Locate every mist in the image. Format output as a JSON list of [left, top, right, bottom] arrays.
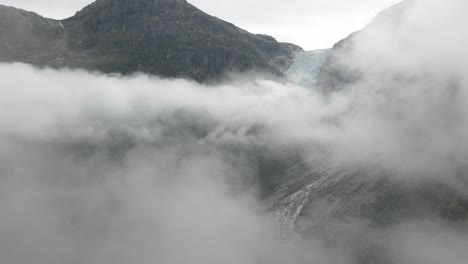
[[0, 63, 344, 264], [320, 0, 468, 180], [1, 0, 468, 263]]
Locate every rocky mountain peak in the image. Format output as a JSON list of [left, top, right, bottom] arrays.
[[72, 0, 189, 20]]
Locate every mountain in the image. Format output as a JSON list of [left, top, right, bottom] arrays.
[[272, 1, 468, 262], [286, 0, 468, 224], [317, 1, 414, 91], [0, 0, 303, 81]]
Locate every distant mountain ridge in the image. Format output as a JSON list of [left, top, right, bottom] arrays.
[[0, 0, 303, 81]]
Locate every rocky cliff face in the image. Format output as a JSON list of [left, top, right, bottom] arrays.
[[0, 0, 302, 81]]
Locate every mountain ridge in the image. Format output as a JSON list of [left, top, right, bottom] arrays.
[[0, 0, 303, 81]]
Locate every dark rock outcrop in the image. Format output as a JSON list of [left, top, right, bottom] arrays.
[[0, 0, 303, 81]]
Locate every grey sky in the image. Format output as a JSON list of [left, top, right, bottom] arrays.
[[0, 0, 401, 49]]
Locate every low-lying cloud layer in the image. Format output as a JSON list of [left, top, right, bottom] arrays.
[[0, 55, 466, 262], [0, 64, 326, 264]]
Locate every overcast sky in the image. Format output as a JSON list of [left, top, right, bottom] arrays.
[[0, 0, 401, 50]]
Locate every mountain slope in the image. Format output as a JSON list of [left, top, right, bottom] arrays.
[[0, 0, 302, 81], [0, 5, 66, 64], [317, 0, 414, 91], [275, 1, 468, 262]]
